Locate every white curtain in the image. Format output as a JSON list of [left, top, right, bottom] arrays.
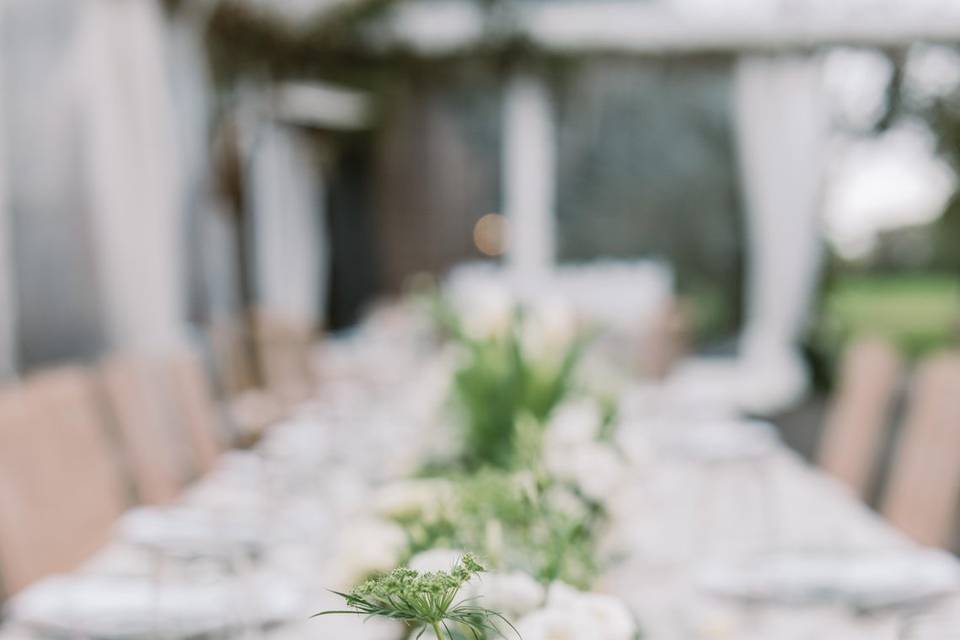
[[672, 55, 826, 415], [246, 121, 328, 328], [0, 17, 14, 378], [503, 71, 556, 294], [735, 54, 826, 363], [75, 0, 188, 353]]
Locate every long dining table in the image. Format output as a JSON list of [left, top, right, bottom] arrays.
[[2, 310, 959, 640]]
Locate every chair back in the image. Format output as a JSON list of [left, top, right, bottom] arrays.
[[253, 310, 315, 402], [819, 338, 902, 498], [166, 351, 225, 473], [882, 352, 960, 547], [99, 357, 193, 504], [0, 369, 127, 595]]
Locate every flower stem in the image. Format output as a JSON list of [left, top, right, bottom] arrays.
[[431, 621, 445, 639]]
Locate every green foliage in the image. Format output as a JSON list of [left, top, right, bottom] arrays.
[[447, 312, 587, 470], [815, 274, 960, 368], [595, 394, 620, 443], [314, 554, 517, 640], [395, 469, 602, 589]]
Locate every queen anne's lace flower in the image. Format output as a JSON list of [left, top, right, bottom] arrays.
[[317, 554, 515, 640]]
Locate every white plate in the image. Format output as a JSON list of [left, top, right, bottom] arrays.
[[118, 507, 263, 558], [698, 549, 960, 610], [660, 420, 779, 461], [7, 573, 303, 639]]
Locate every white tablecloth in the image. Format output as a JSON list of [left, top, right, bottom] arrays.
[[2, 327, 957, 639]]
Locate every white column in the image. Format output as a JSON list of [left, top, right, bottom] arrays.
[[246, 121, 328, 329], [735, 54, 826, 361], [503, 71, 557, 292], [76, 0, 188, 354]]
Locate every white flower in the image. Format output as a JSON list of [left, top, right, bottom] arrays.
[[545, 399, 604, 449], [571, 443, 625, 504], [516, 606, 596, 640], [333, 519, 407, 587], [464, 570, 545, 617], [547, 583, 636, 640], [451, 279, 514, 341], [520, 295, 579, 362], [517, 582, 636, 640], [407, 548, 464, 573], [543, 485, 590, 521], [371, 479, 454, 522], [545, 440, 625, 505]]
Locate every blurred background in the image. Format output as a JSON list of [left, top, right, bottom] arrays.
[[4, 0, 960, 435], [3, 0, 960, 592]]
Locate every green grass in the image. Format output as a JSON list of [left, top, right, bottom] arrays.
[[818, 274, 960, 360]]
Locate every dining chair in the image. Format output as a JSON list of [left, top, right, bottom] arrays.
[[818, 337, 902, 499], [253, 309, 315, 402], [99, 356, 194, 505], [0, 368, 128, 595], [639, 300, 690, 380], [166, 350, 227, 474], [0, 382, 50, 597], [207, 317, 259, 396], [882, 352, 960, 547]]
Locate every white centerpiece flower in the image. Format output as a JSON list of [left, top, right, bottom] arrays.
[[407, 548, 465, 573], [542, 397, 625, 505], [372, 478, 455, 522], [520, 295, 580, 362], [464, 570, 546, 618], [516, 582, 636, 640], [545, 398, 604, 449], [332, 518, 408, 587], [451, 279, 514, 341]]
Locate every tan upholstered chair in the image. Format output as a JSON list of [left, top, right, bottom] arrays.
[[882, 352, 960, 547], [99, 357, 194, 505], [0, 369, 127, 595], [166, 351, 226, 474], [253, 309, 315, 402], [818, 338, 902, 498], [639, 300, 691, 380]]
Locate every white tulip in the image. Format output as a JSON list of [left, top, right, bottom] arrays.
[[452, 280, 514, 341], [520, 295, 579, 362]]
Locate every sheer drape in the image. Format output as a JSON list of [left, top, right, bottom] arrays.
[[246, 120, 328, 329], [733, 54, 826, 413], [503, 71, 557, 294], [76, 0, 188, 353], [0, 17, 13, 377], [672, 54, 825, 415], [735, 54, 826, 367]]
